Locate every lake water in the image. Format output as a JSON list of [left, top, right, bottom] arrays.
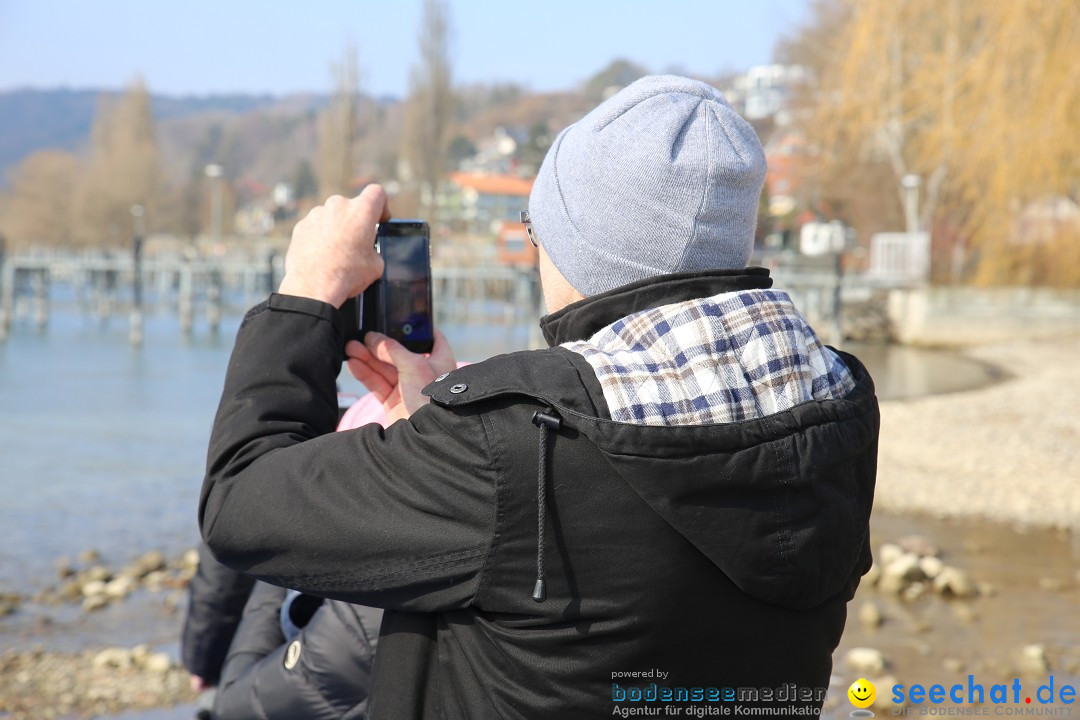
[[0, 304, 1000, 596]]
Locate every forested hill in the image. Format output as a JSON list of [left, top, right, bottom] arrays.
[[0, 88, 319, 183]]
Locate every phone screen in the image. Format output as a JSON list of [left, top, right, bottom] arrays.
[[379, 223, 433, 352]]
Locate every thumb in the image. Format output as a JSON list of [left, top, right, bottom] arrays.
[[365, 332, 423, 371]]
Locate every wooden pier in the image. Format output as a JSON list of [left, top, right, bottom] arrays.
[[0, 247, 905, 347]]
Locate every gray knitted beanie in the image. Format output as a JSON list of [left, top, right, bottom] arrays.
[[529, 75, 767, 297]]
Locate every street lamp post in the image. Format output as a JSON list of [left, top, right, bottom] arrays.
[[205, 164, 224, 245], [902, 174, 922, 235]]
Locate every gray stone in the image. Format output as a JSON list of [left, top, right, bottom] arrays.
[[845, 647, 886, 674], [1017, 644, 1050, 675], [933, 567, 977, 598], [859, 601, 884, 628]]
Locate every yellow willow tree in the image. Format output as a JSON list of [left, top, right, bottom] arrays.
[[809, 0, 1080, 285]]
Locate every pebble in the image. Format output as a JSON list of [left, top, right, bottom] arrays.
[[1018, 644, 1050, 675], [933, 567, 977, 598], [78, 548, 101, 564], [92, 647, 132, 669], [859, 601, 883, 628], [878, 543, 903, 566], [104, 576, 135, 599], [81, 580, 107, 598], [871, 675, 900, 710], [845, 647, 886, 674], [145, 652, 172, 674], [81, 595, 108, 612], [878, 553, 925, 595], [131, 550, 166, 577], [901, 581, 928, 602], [142, 570, 167, 591], [82, 565, 112, 583], [918, 556, 944, 579]]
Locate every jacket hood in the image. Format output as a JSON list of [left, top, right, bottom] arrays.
[[426, 269, 878, 610]]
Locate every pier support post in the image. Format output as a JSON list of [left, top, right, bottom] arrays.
[[207, 268, 222, 335], [130, 209, 145, 347], [179, 266, 194, 335], [33, 268, 49, 331]]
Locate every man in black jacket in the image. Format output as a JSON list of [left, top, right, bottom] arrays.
[[200, 76, 878, 719]]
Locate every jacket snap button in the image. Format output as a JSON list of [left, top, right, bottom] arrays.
[[449, 383, 468, 394], [435, 372, 449, 382], [284, 640, 301, 669]]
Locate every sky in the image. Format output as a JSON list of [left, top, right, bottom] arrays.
[[0, 0, 808, 98]]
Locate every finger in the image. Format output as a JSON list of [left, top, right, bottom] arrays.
[[352, 184, 390, 226], [428, 328, 458, 376], [346, 339, 399, 385], [365, 331, 414, 368], [347, 358, 393, 402]]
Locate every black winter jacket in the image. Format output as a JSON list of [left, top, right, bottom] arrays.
[[181, 543, 255, 685], [211, 582, 383, 719], [200, 269, 879, 719]]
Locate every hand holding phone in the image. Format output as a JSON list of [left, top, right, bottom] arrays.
[[278, 186, 390, 307]]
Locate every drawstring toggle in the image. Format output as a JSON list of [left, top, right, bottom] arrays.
[[530, 408, 560, 603]]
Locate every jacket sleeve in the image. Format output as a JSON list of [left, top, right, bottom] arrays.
[[180, 543, 256, 684], [199, 294, 497, 611]]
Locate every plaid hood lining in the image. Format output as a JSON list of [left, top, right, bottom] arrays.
[[562, 288, 856, 426]]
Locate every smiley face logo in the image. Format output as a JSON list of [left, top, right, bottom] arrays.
[[848, 678, 876, 709]]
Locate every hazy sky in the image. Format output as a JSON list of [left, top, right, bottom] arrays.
[[0, 0, 808, 97]]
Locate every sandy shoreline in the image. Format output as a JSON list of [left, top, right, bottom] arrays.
[[872, 335, 1080, 530]]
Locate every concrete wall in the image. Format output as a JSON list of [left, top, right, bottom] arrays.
[[887, 287, 1080, 346]]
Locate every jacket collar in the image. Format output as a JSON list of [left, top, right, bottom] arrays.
[[538, 267, 774, 346]]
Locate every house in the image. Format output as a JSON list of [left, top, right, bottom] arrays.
[[764, 131, 806, 217], [443, 172, 535, 234], [496, 220, 538, 268], [725, 64, 809, 123]]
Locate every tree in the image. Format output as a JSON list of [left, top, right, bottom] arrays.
[[294, 159, 318, 200], [75, 79, 162, 247], [401, 0, 454, 213], [584, 59, 648, 103], [1, 150, 81, 248], [516, 121, 552, 172], [317, 44, 361, 199], [786, 0, 1080, 285]]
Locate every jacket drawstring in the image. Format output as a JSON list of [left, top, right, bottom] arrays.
[[531, 409, 561, 603]]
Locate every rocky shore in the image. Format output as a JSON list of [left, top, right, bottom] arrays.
[[0, 645, 196, 720], [0, 549, 200, 719], [874, 336, 1080, 529]]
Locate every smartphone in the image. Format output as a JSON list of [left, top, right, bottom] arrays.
[[358, 220, 434, 354]]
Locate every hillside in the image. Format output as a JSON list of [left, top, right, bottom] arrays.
[[0, 88, 325, 187]]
